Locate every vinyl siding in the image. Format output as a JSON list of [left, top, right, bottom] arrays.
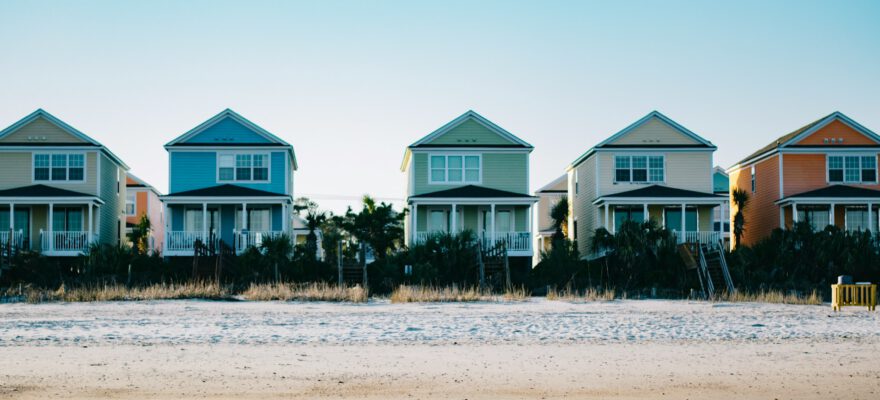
[[568, 155, 598, 256], [793, 119, 878, 146], [0, 151, 98, 195], [98, 153, 126, 245], [782, 153, 880, 196], [425, 119, 516, 146], [169, 151, 288, 194], [184, 118, 272, 144], [410, 152, 528, 196], [730, 154, 780, 247], [597, 151, 714, 195], [0, 117, 88, 144], [609, 117, 700, 146], [536, 193, 565, 232]]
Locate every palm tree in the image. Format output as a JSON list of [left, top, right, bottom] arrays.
[[732, 188, 750, 247], [343, 196, 406, 263], [549, 197, 569, 244], [261, 234, 293, 282], [126, 214, 152, 255], [304, 210, 327, 261]]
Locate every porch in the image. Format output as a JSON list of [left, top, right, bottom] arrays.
[[776, 185, 880, 233], [409, 202, 535, 256]]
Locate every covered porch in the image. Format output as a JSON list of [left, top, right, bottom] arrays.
[[776, 185, 880, 233], [593, 185, 727, 245], [0, 185, 103, 256], [161, 185, 292, 256]]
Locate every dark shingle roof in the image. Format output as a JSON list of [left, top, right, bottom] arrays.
[[0, 184, 97, 198], [411, 185, 535, 199], [735, 113, 833, 165], [598, 185, 724, 199], [782, 185, 880, 200], [165, 184, 288, 198]]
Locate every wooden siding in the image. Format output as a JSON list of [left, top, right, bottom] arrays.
[[425, 119, 515, 146], [0, 116, 87, 144], [793, 119, 879, 146], [596, 151, 713, 195], [183, 117, 272, 144], [730, 154, 780, 247], [609, 117, 701, 146], [410, 152, 528, 196], [0, 151, 98, 195], [169, 151, 288, 195], [568, 155, 598, 256], [783, 153, 880, 196], [98, 153, 126, 245]]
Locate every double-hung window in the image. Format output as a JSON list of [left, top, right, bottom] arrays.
[[828, 155, 877, 184], [429, 155, 480, 184], [125, 193, 136, 216], [218, 153, 270, 182], [34, 154, 85, 182], [614, 155, 664, 183]]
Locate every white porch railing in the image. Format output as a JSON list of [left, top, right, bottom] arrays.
[[40, 230, 91, 254], [165, 231, 218, 255], [0, 229, 24, 250], [413, 231, 531, 252], [234, 230, 284, 253], [673, 231, 722, 245]]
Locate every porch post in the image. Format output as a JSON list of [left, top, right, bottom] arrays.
[[604, 204, 609, 230], [242, 203, 248, 231], [202, 202, 208, 239], [88, 203, 93, 243], [48, 203, 54, 250], [681, 203, 686, 233], [281, 203, 288, 232], [830, 203, 835, 229], [643, 203, 648, 223], [9, 203, 13, 230], [793, 203, 799, 223], [869, 203, 874, 232], [490, 203, 496, 244], [412, 203, 418, 242], [451, 204, 457, 234], [527, 203, 533, 233]]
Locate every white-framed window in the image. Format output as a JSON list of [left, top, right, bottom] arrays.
[[235, 208, 272, 232], [125, 193, 136, 216], [218, 153, 270, 182], [845, 207, 878, 232], [429, 154, 481, 184], [828, 155, 877, 184], [614, 155, 663, 183], [34, 153, 85, 182], [796, 207, 830, 231]]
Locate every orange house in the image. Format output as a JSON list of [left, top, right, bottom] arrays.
[[728, 112, 880, 248], [125, 174, 164, 254]]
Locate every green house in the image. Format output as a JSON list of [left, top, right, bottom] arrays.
[[401, 111, 537, 258]]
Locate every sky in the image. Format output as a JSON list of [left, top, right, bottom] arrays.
[[1, 0, 878, 213]]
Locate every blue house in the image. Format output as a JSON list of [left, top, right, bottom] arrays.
[[161, 109, 297, 256]]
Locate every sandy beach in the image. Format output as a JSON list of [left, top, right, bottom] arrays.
[[1, 299, 878, 399]]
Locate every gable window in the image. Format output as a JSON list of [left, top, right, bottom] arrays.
[[614, 155, 663, 183], [34, 154, 84, 182], [828, 155, 877, 184], [125, 193, 136, 216], [429, 155, 480, 184], [218, 153, 269, 182]]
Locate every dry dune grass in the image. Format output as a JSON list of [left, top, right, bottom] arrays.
[[546, 286, 616, 302], [716, 289, 822, 305], [242, 282, 368, 303], [22, 281, 231, 303], [390, 285, 530, 303]]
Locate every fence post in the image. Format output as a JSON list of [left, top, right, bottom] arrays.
[[337, 241, 343, 286]]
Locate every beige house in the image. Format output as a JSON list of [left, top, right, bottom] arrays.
[[0, 109, 129, 256], [533, 174, 566, 265], [566, 111, 726, 257]]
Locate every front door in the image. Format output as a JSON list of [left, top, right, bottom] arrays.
[[664, 208, 697, 231], [0, 208, 30, 247]]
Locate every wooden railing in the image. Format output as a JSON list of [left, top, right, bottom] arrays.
[[0, 230, 24, 250], [673, 231, 722, 245], [414, 231, 532, 252], [233, 230, 284, 253], [165, 231, 218, 254], [832, 284, 877, 311], [39, 230, 91, 254]]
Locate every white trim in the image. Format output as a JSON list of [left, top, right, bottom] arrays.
[[778, 153, 784, 198], [409, 110, 533, 148], [594, 197, 724, 206], [427, 153, 482, 185], [215, 151, 272, 184], [31, 151, 88, 184], [825, 153, 878, 185], [787, 112, 880, 146], [162, 197, 290, 204], [611, 154, 666, 184], [165, 109, 291, 147]]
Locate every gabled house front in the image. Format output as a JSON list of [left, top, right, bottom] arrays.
[[728, 112, 880, 248], [401, 111, 537, 262], [0, 109, 129, 256], [125, 173, 164, 254], [161, 109, 297, 256], [566, 111, 726, 257]]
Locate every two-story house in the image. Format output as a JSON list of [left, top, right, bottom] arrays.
[[401, 110, 537, 263], [125, 173, 164, 254], [567, 111, 726, 257], [0, 109, 129, 256], [161, 109, 297, 256], [533, 174, 567, 265], [728, 112, 880, 248]]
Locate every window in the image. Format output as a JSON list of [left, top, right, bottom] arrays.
[[614, 155, 664, 183], [218, 153, 269, 182], [828, 155, 877, 184], [429, 155, 480, 184], [35, 154, 85, 182], [614, 207, 645, 230], [495, 210, 512, 232], [184, 208, 220, 233], [125, 193, 136, 216], [572, 219, 577, 240], [428, 210, 447, 232], [664, 208, 698, 232], [235, 208, 271, 231], [750, 166, 756, 193], [797, 207, 830, 231], [845, 207, 878, 232], [53, 207, 83, 231]]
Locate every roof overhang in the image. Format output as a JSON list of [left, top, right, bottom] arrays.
[[409, 197, 538, 205], [161, 196, 292, 204], [0, 196, 104, 205], [593, 196, 725, 206], [776, 197, 880, 206]]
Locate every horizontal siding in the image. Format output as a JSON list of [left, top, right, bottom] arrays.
[[795, 119, 877, 145], [0, 117, 87, 144], [730, 154, 780, 247], [569, 155, 597, 256], [783, 153, 880, 196], [0, 151, 98, 195], [169, 151, 288, 194], [98, 153, 125, 245], [411, 152, 528, 196], [597, 151, 714, 195], [426, 119, 515, 146], [536, 193, 565, 232], [185, 117, 272, 144], [610, 117, 700, 146]]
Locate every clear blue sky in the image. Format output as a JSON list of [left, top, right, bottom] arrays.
[[1, 0, 878, 213]]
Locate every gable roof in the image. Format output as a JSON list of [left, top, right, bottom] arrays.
[[713, 166, 729, 194], [0, 184, 103, 202], [164, 184, 290, 198], [410, 185, 536, 199], [778, 184, 880, 201], [733, 111, 880, 167], [569, 111, 715, 169], [165, 109, 298, 169], [0, 109, 129, 170], [408, 110, 532, 149], [536, 174, 567, 194], [594, 185, 723, 200], [126, 173, 162, 196]]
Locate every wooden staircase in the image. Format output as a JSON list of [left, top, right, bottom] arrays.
[[679, 240, 734, 299], [477, 240, 511, 290], [192, 234, 233, 282], [338, 243, 368, 287]]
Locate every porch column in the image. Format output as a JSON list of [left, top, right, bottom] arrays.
[[202, 202, 208, 239], [681, 203, 686, 233], [490, 203, 496, 244], [281, 203, 288, 232], [88, 203, 93, 243], [9, 203, 13, 230], [779, 205, 785, 229], [241, 203, 248, 231], [604, 204, 609, 230], [829, 203, 835, 228], [527, 203, 533, 233], [412, 203, 418, 242], [643, 203, 648, 223], [793, 203, 799, 223], [451, 204, 457, 234], [48, 203, 54, 250], [869, 203, 874, 232]]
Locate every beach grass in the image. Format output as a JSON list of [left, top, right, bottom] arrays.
[[546, 286, 616, 302], [390, 284, 530, 303], [241, 282, 368, 303], [715, 289, 822, 305]]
